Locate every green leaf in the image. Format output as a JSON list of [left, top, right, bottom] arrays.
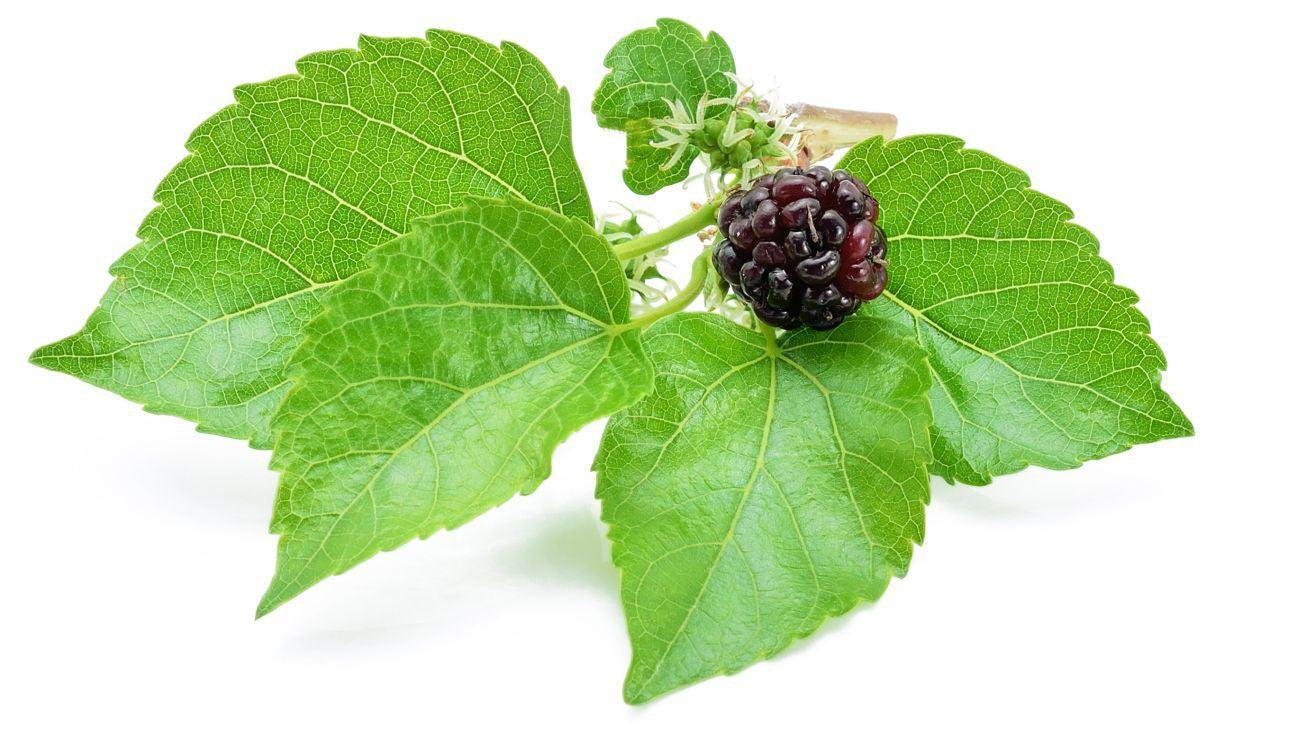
[[259, 197, 650, 616], [841, 135, 1192, 485], [593, 18, 735, 194], [31, 30, 591, 448], [595, 313, 932, 703]]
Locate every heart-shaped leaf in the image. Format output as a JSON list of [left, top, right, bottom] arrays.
[[260, 197, 650, 615], [842, 135, 1192, 485], [596, 313, 932, 702], [33, 31, 591, 447]]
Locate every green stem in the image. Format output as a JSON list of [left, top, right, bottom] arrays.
[[757, 321, 779, 354], [625, 250, 711, 330], [613, 198, 721, 261]]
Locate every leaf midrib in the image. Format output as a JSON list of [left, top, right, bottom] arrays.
[[883, 290, 1184, 429], [607, 353, 768, 516], [630, 353, 777, 699], [33, 280, 340, 362], [629, 337, 921, 698], [267, 327, 623, 611]]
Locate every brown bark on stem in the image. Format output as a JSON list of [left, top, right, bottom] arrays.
[[786, 103, 898, 166]]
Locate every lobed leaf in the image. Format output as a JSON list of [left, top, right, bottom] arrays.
[[258, 198, 650, 616], [32, 30, 591, 447], [595, 313, 932, 702], [592, 18, 736, 194], [842, 135, 1192, 485]]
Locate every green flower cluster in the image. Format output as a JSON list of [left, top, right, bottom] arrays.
[[690, 101, 793, 174], [652, 87, 801, 186]]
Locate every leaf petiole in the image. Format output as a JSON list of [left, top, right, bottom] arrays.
[[756, 320, 779, 354], [612, 198, 721, 261], [625, 249, 711, 330]]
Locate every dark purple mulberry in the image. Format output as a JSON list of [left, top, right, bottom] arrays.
[[712, 166, 888, 330]]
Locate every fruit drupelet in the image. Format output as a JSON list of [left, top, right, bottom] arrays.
[[712, 166, 888, 330]]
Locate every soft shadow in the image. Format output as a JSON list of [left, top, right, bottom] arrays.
[[930, 475, 1031, 519], [124, 430, 277, 527], [496, 502, 621, 594], [276, 498, 621, 656], [149, 462, 274, 526], [278, 619, 437, 657]]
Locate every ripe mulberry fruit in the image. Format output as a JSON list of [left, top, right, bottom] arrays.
[[713, 167, 888, 330]]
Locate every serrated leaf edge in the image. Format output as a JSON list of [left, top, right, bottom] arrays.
[[843, 135, 1193, 485], [592, 18, 736, 195], [256, 196, 648, 617], [595, 313, 934, 703], [31, 29, 591, 449]]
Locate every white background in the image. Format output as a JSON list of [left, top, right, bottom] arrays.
[[2, 1, 1296, 731]]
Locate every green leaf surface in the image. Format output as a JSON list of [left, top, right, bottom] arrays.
[[593, 18, 735, 194], [259, 198, 650, 616], [842, 135, 1192, 485], [595, 313, 932, 703], [32, 30, 591, 448]]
